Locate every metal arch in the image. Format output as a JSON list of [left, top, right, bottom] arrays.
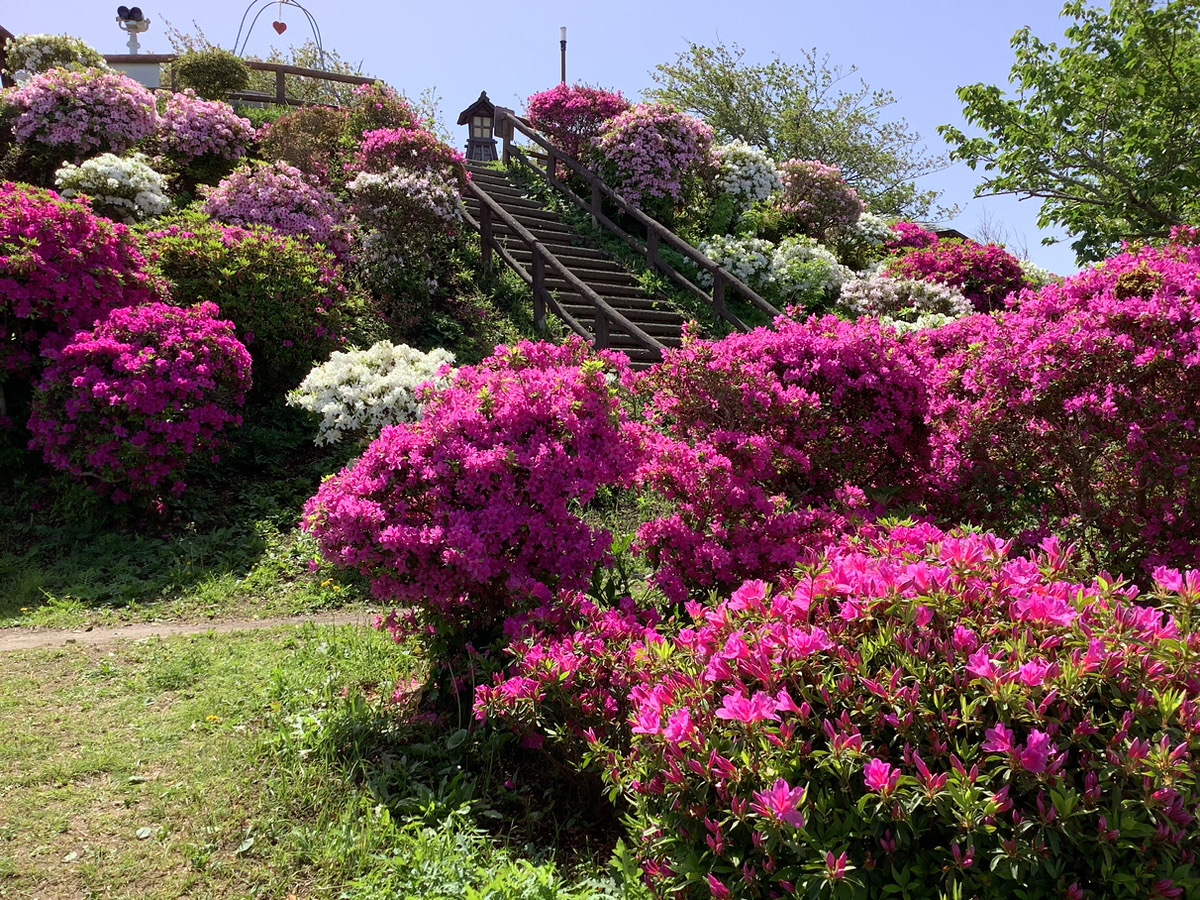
[[232, 0, 327, 70]]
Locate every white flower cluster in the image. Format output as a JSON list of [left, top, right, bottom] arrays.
[[838, 272, 974, 320], [287, 341, 456, 445], [713, 141, 782, 209], [835, 211, 892, 249], [54, 152, 171, 223], [698, 234, 776, 289], [347, 166, 463, 239], [878, 311, 964, 334], [1019, 257, 1059, 289], [4, 33, 108, 79], [772, 236, 851, 304]]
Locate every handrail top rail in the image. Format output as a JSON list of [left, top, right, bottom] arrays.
[[101, 54, 379, 86]]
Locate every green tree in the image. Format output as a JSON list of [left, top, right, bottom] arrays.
[[646, 41, 946, 219], [940, 0, 1200, 263]]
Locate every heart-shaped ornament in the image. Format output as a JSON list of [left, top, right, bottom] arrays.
[[272, 20, 287, 33]]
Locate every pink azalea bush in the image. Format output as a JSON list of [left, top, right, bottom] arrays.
[[345, 82, 419, 141], [525, 83, 630, 161], [27, 301, 251, 502], [481, 522, 1200, 899], [776, 159, 864, 240], [0, 182, 160, 378], [923, 236, 1200, 573], [887, 238, 1029, 312], [887, 221, 940, 253], [592, 103, 714, 217], [4, 67, 157, 162], [155, 89, 255, 164], [302, 339, 645, 656], [350, 127, 468, 188], [143, 219, 353, 399], [633, 317, 930, 601], [201, 161, 352, 261]]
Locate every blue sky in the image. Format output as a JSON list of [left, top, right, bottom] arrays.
[[5, 1, 1084, 273]]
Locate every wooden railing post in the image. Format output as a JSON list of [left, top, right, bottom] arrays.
[[275, 69, 286, 104], [594, 309, 610, 350], [646, 227, 661, 275], [480, 203, 493, 278], [531, 251, 547, 333], [590, 180, 602, 230], [713, 270, 728, 321]]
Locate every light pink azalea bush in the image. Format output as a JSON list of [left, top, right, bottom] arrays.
[[525, 82, 630, 161], [923, 234, 1200, 573], [633, 316, 930, 602], [4, 67, 157, 162], [27, 301, 251, 502], [593, 103, 714, 218], [201, 161, 352, 260], [302, 339, 644, 657], [481, 522, 1200, 899], [0, 182, 160, 379], [156, 89, 255, 165], [776, 159, 864, 241]]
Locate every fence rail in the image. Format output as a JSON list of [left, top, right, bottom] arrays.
[[496, 111, 782, 332]]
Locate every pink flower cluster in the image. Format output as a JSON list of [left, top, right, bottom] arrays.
[[592, 103, 714, 214], [201, 161, 352, 261], [156, 89, 255, 163], [481, 523, 1200, 899], [923, 239, 1200, 572], [27, 301, 251, 502], [350, 127, 467, 186], [302, 339, 645, 653], [633, 316, 930, 601], [886, 236, 1029, 312], [776, 159, 864, 239], [5, 67, 157, 161], [525, 83, 630, 161], [886, 221, 940, 252], [0, 182, 160, 377]]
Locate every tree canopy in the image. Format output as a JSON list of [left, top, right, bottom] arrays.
[[645, 41, 947, 219], [940, 0, 1200, 263]]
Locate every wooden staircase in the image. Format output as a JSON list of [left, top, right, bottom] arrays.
[[462, 162, 684, 369]]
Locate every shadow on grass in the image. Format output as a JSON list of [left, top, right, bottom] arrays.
[[0, 405, 361, 622]]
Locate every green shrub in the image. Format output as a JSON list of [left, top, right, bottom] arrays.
[[256, 105, 352, 185], [172, 48, 250, 101]]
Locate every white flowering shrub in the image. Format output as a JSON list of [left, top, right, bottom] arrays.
[[713, 141, 781, 211], [772, 236, 850, 307], [347, 167, 462, 248], [287, 341, 456, 445], [3, 33, 108, 79], [829, 211, 894, 270], [838, 271, 974, 320], [697, 234, 776, 290], [1019, 257, 1059, 289], [878, 311, 964, 334], [54, 152, 171, 223]]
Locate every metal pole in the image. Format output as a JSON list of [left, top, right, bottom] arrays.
[[560, 26, 566, 84]]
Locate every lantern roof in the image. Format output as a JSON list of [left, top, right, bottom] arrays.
[[457, 91, 495, 125]]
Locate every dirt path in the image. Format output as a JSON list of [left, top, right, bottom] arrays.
[[0, 610, 379, 653]]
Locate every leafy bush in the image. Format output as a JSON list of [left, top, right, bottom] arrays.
[[887, 238, 1029, 312], [54, 152, 171, 223], [839, 271, 974, 320], [0, 182, 161, 378], [287, 341, 455, 445], [347, 167, 462, 247], [771, 236, 848, 308], [924, 238, 1200, 573], [2, 33, 107, 77], [171, 48, 250, 101], [27, 301, 251, 503], [201, 160, 351, 260], [155, 89, 255, 166], [634, 317, 929, 601], [345, 82, 418, 141], [547, 523, 1200, 900], [525, 83, 630, 160], [255, 105, 351, 184], [143, 218, 355, 399], [593, 103, 714, 218], [829, 211, 894, 271], [776, 159, 864, 240], [4, 67, 157, 162], [303, 340, 643, 656]]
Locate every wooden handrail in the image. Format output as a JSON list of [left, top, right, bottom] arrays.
[[462, 179, 666, 358], [496, 111, 783, 330]]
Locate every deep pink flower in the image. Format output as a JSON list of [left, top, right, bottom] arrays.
[[750, 778, 807, 828], [864, 758, 900, 794]]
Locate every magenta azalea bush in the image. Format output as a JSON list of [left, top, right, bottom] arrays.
[[776, 159, 864, 241], [887, 238, 1029, 313], [28, 301, 251, 502], [201, 161, 352, 260], [303, 339, 644, 655], [350, 127, 467, 187], [155, 89, 255, 164], [887, 221, 940, 253], [525, 83, 630, 161], [924, 237, 1200, 573], [593, 103, 714, 217], [0, 182, 160, 377], [633, 317, 930, 602], [4, 67, 157, 162]]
